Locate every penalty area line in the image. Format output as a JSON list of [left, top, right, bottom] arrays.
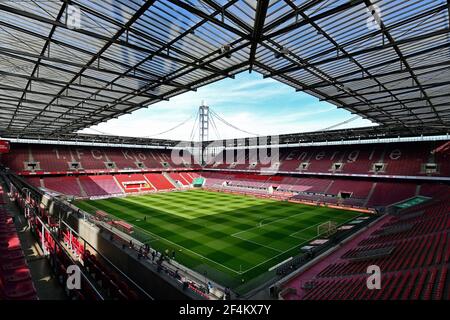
[[268, 257, 293, 271], [231, 234, 283, 253], [238, 238, 309, 274]]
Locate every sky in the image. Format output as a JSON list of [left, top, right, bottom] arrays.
[[80, 71, 376, 141]]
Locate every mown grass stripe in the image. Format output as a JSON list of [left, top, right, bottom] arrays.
[[74, 190, 363, 293]]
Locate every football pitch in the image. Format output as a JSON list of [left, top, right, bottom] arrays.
[[75, 190, 363, 294]]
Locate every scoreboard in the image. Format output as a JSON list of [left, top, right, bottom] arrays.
[[0, 140, 10, 153]]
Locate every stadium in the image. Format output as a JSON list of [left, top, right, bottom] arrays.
[[0, 0, 449, 303]]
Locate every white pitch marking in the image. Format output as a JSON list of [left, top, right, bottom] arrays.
[[231, 234, 283, 253]]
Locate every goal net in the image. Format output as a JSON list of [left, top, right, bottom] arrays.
[[317, 221, 338, 238]]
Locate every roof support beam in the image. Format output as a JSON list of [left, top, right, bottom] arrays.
[[255, 61, 413, 131], [0, 20, 190, 87], [0, 51, 162, 97], [45, 0, 244, 135], [22, 0, 158, 132], [6, 3, 67, 130], [262, 0, 325, 33], [363, 0, 444, 125], [283, 42, 450, 85], [0, 1, 448, 139], [263, 0, 365, 40], [448, 0, 450, 28], [344, 92, 450, 108], [0, 46, 165, 84], [202, 0, 253, 33], [249, 0, 269, 71], [0, 70, 158, 99], [59, 61, 250, 135], [269, 28, 449, 76], [0, 87, 135, 109], [264, 4, 448, 77], [257, 40, 415, 129], [281, 0, 423, 126], [340, 68, 450, 95], [0, 4, 225, 78], [331, 80, 450, 99], [308, 61, 450, 89], [95, 39, 250, 120], [70, 0, 221, 68], [166, 0, 249, 38]]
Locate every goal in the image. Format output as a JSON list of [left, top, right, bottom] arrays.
[[317, 221, 338, 238]]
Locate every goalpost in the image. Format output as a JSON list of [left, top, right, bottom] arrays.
[[317, 221, 338, 238]]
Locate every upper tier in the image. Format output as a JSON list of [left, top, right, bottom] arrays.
[[0, 141, 449, 178], [205, 141, 450, 178], [0, 143, 198, 174]]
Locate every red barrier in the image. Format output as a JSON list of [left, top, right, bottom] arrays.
[[112, 220, 134, 233]]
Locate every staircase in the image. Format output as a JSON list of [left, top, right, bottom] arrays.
[[162, 172, 181, 189], [324, 180, 334, 194], [364, 182, 377, 207], [112, 176, 125, 193], [76, 177, 88, 197]]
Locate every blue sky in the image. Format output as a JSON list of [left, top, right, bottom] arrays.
[[80, 71, 376, 140]]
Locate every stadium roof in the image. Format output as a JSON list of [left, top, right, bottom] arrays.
[[0, 0, 449, 140]]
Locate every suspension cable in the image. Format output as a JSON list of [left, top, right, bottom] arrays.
[[210, 108, 260, 136], [320, 115, 360, 131], [209, 111, 221, 140], [85, 113, 195, 139], [141, 114, 195, 138], [189, 109, 199, 141]]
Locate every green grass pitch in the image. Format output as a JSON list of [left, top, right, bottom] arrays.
[[75, 190, 363, 294]]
